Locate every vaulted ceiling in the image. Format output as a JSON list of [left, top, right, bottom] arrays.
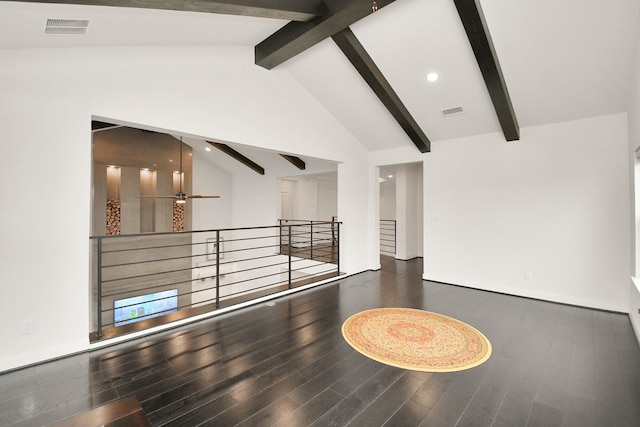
[[2, 0, 640, 154]]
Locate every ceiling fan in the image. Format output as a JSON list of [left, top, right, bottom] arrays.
[[140, 137, 220, 204]]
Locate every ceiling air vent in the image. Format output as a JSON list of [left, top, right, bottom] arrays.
[[442, 106, 464, 117], [45, 19, 89, 35]]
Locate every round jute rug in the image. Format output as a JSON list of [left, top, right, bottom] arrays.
[[341, 308, 492, 372]]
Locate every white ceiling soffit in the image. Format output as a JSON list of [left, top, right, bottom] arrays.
[[0, 2, 287, 49], [188, 138, 337, 177]]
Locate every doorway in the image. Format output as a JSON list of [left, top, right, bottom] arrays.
[[379, 162, 423, 262]]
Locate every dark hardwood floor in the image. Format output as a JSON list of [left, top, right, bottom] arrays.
[[2, 257, 640, 426]]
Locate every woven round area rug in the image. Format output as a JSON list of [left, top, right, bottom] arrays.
[[342, 308, 492, 372]]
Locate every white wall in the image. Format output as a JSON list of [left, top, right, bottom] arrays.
[[423, 114, 631, 312], [191, 146, 232, 231], [0, 45, 374, 372], [278, 175, 337, 222], [627, 24, 640, 342], [316, 179, 337, 221], [379, 179, 396, 220]]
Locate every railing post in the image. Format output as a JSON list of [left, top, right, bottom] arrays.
[[96, 237, 103, 340], [310, 221, 314, 260], [288, 224, 292, 289], [278, 219, 282, 255], [336, 222, 340, 274], [393, 220, 397, 255], [215, 230, 220, 308]]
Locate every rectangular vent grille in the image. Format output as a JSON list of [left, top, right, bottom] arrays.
[[442, 106, 464, 117], [45, 19, 89, 35]]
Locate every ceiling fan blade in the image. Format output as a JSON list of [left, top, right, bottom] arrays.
[[189, 195, 221, 199], [137, 195, 177, 199]]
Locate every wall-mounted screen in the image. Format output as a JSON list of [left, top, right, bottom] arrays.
[[114, 289, 178, 326]]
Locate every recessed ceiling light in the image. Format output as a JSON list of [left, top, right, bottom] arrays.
[[426, 72, 439, 82], [205, 146, 212, 152], [388, 175, 394, 178]]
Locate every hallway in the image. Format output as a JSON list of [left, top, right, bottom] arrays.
[[1, 258, 639, 426]]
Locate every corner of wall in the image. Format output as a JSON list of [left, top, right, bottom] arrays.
[[631, 278, 640, 346]]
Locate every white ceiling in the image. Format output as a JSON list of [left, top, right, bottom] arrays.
[[186, 137, 339, 177], [1, 0, 639, 153]]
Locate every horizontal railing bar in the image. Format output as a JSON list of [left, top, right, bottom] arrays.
[[101, 233, 278, 255], [102, 243, 291, 269], [220, 244, 281, 255], [218, 260, 329, 288], [102, 252, 212, 269], [103, 255, 300, 288], [91, 221, 341, 240], [215, 253, 281, 267], [219, 233, 281, 243], [100, 241, 204, 254], [217, 270, 288, 287], [103, 277, 197, 298], [188, 267, 332, 299], [101, 294, 177, 314], [101, 265, 199, 284]]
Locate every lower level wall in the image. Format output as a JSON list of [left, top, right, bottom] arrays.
[[631, 278, 640, 345]]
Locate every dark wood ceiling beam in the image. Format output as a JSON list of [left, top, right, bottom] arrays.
[[255, 0, 396, 69], [453, 0, 519, 141], [10, 0, 325, 21], [207, 141, 265, 175], [332, 28, 431, 153], [280, 154, 306, 170]]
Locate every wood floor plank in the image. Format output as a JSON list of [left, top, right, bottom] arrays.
[[455, 356, 518, 427], [527, 401, 563, 427], [346, 372, 424, 427], [288, 349, 365, 404], [561, 393, 597, 427], [235, 395, 300, 427], [383, 399, 431, 427], [311, 366, 405, 426], [200, 373, 307, 426], [2, 258, 640, 427], [51, 395, 149, 427], [156, 393, 238, 426], [409, 373, 456, 410], [274, 388, 344, 427], [7, 390, 119, 427], [490, 377, 537, 427], [417, 365, 490, 427]]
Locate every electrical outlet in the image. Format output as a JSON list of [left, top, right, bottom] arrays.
[[22, 320, 34, 335], [524, 270, 533, 280]]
